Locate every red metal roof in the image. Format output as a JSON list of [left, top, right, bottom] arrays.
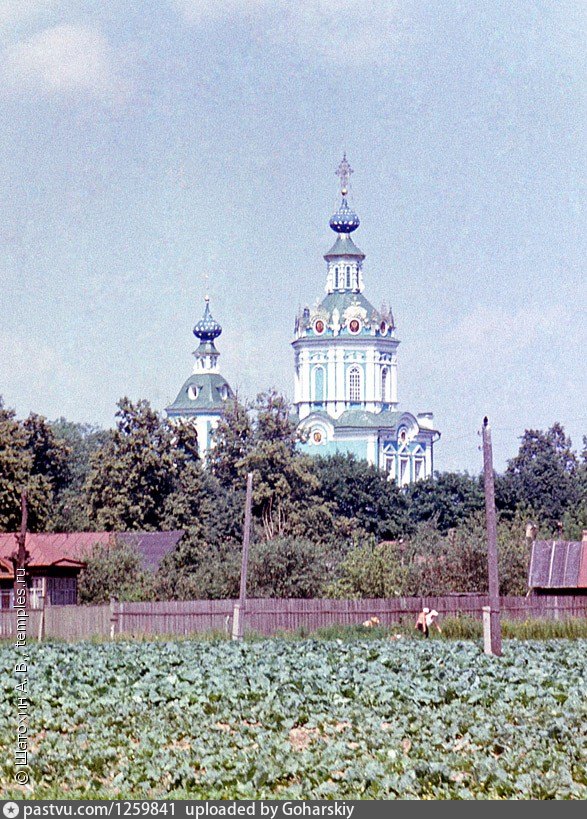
[[0, 530, 185, 575], [528, 539, 587, 589]]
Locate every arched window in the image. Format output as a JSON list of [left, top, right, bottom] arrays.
[[381, 367, 388, 402], [346, 266, 352, 288], [314, 366, 324, 403], [334, 267, 340, 288], [348, 366, 361, 402]]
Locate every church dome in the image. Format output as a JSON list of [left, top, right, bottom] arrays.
[[329, 197, 360, 234], [193, 297, 222, 342]]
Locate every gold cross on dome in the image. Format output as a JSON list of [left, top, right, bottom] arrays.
[[335, 153, 353, 196]]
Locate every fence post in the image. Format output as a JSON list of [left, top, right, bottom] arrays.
[[37, 594, 46, 642], [232, 472, 253, 641], [482, 606, 492, 654], [109, 598, 119, 640]]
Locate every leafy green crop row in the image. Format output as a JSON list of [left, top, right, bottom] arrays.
[[1, 639, 585, 799]]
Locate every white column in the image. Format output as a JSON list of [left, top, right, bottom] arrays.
[[365, 348, 376, 412], [424, 437, 433, 478], [326, 348, 337, 415], [390, 353, 398, 407], [300, 349, 311, 419], [366, 435, 377, 466], [335, 347, 345, 417], [293, 354, 300, 405]]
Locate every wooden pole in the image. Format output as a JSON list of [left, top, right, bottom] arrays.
[[13, 491, 28, 604], [481, 418, 502, 656], [232, 472, 254, 641]]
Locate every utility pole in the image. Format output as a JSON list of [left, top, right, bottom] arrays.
[[16, 491, 28, 569], [232, 472, 254, 641], [10, 491, 29, 615], [481, 418, 502, 656]]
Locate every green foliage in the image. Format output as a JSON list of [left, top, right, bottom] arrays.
[[155, 538, 241, 600], [85, 398, 202, 532], [49, 419, 111, 531], [406, 514, 531, 596], [326, 538, 409, 599], [208, 396, 253, 489], [78, 538, 154, 604], [313, 453, 410, 540], [0, 399, 55, 531], [407, 471, 484, 532], [248, 537, 333, 598], [328, 514, 531, 598], [1, 640, 585, 799], [503, 423, 579, 527]]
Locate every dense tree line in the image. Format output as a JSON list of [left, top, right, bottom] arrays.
[[0, 392, 585, 601]]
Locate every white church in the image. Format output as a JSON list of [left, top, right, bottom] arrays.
[[167, 156, 440, 484]]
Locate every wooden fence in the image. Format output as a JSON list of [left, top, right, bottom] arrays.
[[1, 594, 586, 641]]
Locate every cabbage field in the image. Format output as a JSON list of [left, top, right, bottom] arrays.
[[1, 639, 586, 799]]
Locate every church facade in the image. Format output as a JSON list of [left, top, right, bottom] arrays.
[[166, 297, 234, 459], [292, 156, 440, 484], [167, 157, 439, 483]]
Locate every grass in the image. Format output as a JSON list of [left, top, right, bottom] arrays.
[[2, 617, 587, 646]]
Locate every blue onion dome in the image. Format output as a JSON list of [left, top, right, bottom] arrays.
[[193, 297, 222, 341], [329, 196, 360, 234]]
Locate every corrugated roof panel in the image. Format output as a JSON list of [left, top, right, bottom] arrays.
[[578, 542, 587, 588], [550, 541, 568, 586], [529, 539, 584, 588], [117, 531, 184, 571], [529, 541, 554, 587], [564, 541, 583, 587]]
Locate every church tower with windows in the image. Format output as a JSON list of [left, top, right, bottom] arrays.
[[292, 156, 439, 484], [166, 297, 234, 459]]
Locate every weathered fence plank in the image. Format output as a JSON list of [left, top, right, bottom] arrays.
[[1, 595, 585, 641]]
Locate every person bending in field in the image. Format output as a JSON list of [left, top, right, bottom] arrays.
[[415, 608, 441, 638]]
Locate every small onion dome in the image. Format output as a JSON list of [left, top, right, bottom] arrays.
[[329, 196, 360, 234], [193, 297, 222, 341]]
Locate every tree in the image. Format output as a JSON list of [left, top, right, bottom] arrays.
[[156, 537, 242, 600], [239, 391, 320, 541], [405, 514, 530, 596], [504, 423, 579, 527], [49, 419, 110, 531], [23, 413, 72, 494], [85, 398, 192, 531], [0, 398, 53, 531], [248, 537, 333, 598], [313, 453, 411, 541], [208, 397, 254, 489], [407, 471, 484, 532], [161, 420, 210, 538], [325, 538, 409, 599], [78, 538, 154, 604]]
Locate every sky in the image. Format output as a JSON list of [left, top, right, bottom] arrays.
[[0, 0, 585, 473]]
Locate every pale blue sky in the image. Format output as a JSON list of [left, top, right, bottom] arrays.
[[0, 0, 585, 472]]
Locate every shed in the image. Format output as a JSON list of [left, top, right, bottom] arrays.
[[528, 533, 587, 595], [0, 530, 185, 608]]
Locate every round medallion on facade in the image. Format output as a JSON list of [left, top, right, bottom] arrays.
[[348, 318, 361, 334], [312, 430, 323, 444], [314, 319, 325, 335]]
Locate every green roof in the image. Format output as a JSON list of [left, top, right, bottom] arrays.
[[323, 234, 365, 259], [319, 291, 382, 322], [166, 373, 234, 415], [334, 410, 402, 429]]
